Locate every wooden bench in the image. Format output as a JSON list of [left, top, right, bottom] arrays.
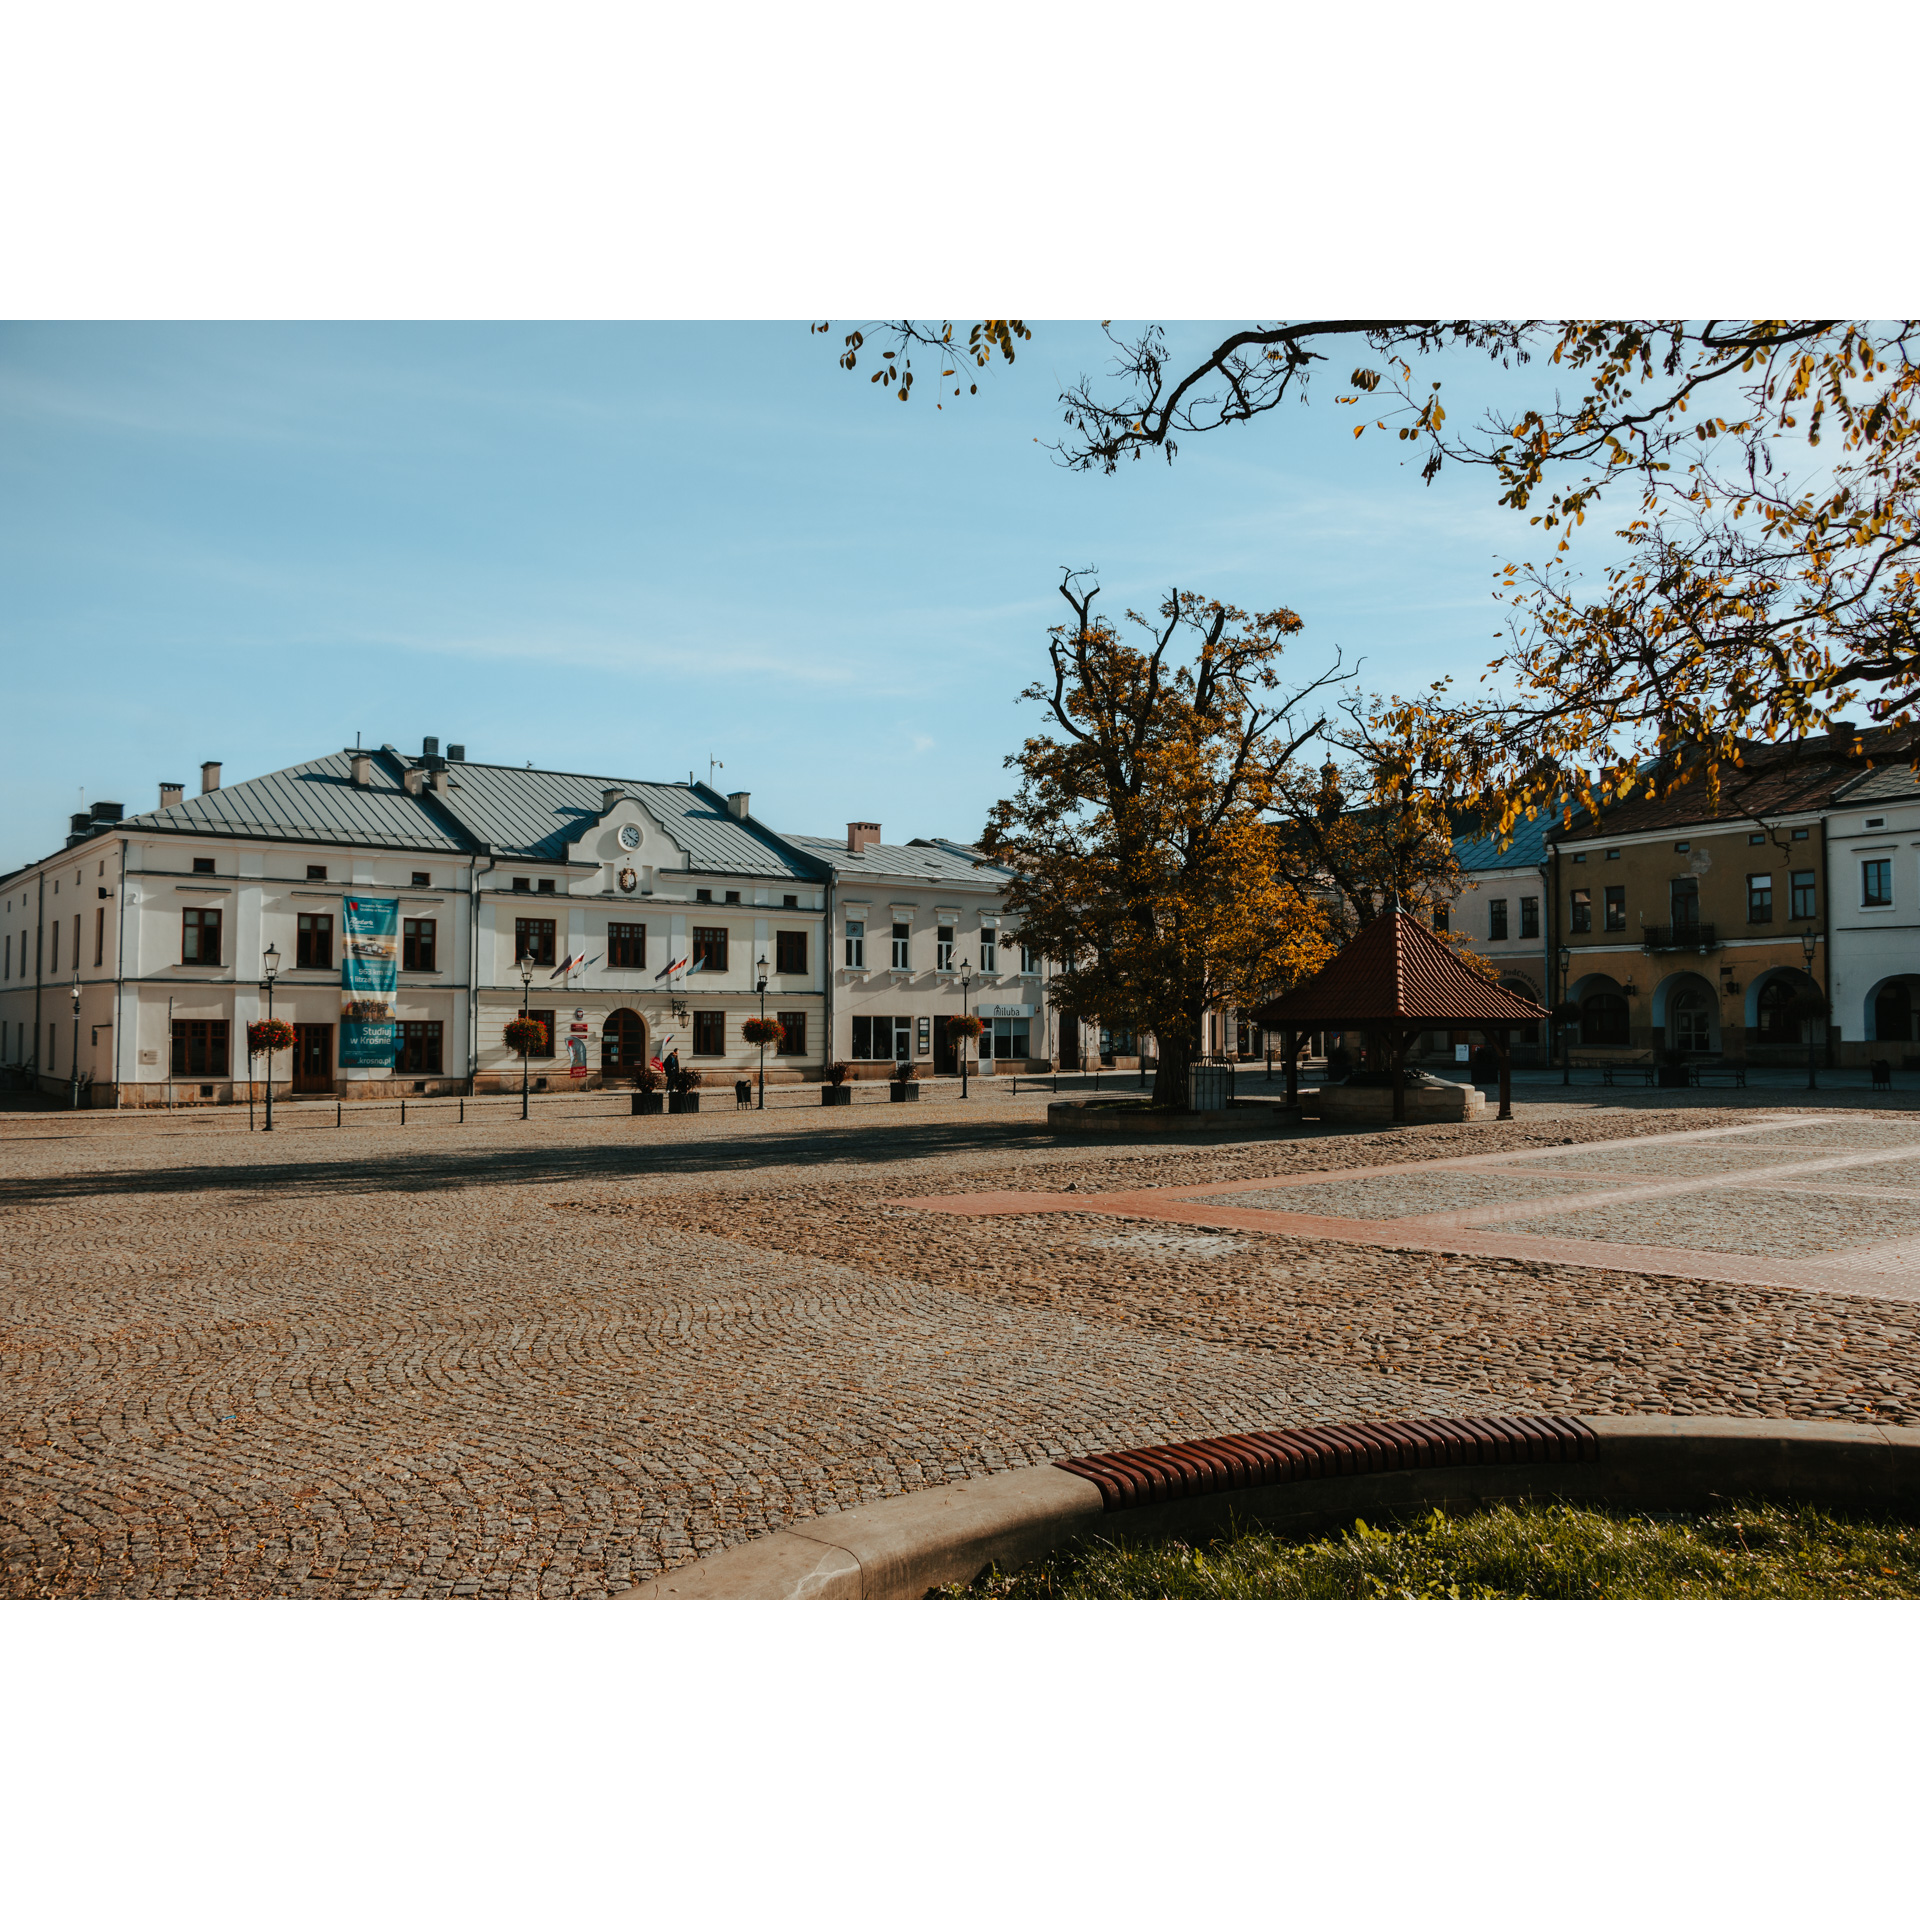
[[1688, 1064, 1748, 1088], [1569, 1048, 1657, 1087]]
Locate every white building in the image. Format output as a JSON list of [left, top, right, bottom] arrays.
[[0, 742, 829, 1104], [785, 825, 1060, 1076], [1825, 762, 1920, 1064]]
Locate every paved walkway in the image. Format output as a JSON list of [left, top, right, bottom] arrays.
[[901, 1116, 1920, 1303], [5, 1094, 1919, 1597]]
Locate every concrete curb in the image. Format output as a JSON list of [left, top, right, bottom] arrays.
[[617, 1415, 1920, 1600]]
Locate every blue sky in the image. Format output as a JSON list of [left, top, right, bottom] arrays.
[[1, 322, 1549, 873]]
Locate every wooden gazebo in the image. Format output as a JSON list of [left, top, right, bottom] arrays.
[[1254, 906, 1547, 1121]]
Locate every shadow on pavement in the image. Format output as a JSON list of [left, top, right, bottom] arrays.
[[0, 1113, 1062, 1206]]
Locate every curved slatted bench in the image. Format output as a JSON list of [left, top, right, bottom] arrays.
[[619, 1414, 1920, 1600]]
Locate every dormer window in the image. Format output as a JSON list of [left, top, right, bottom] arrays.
[[783, 894, 798, 909], [193, 857, 215, 874], [696, 888, 713, 903], [512, 877, 532, 893], [537, 878, 556, 894], [725, 890, 741, 905]]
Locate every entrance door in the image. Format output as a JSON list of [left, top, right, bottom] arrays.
[[601, 1007, 647, 1078], [1058, 1020, 1080, 1070], [1670, 992, 1712, 1053], [293, 1023, 333, 1092]]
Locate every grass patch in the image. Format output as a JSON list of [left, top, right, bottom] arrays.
[[938, 1502, 1920, 1599]]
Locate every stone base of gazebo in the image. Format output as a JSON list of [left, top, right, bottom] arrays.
[[1304, 1083, 1485, 1125]]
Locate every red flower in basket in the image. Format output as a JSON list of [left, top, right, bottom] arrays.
[[504, 1016, 549, 1057], [247, 1018, 298, 1055], [741, 1017, 785, 1047]]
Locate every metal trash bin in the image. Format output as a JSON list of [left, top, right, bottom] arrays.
[[1188, 1064, 1233, 1111]]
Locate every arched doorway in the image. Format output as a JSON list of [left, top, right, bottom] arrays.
[[1874, 980, 1916, 1046], [1579, 992, 1629, 1047], [1669, 986, 1715, 1053], [1757, 973, 1812, 1042], [600, 1007, 648, 1079]]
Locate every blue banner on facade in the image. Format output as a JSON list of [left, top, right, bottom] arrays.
[[339, 895, 398, 1067]]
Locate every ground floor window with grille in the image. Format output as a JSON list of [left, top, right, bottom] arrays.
[[172, 1019, 230, 1076], [982, 1017, 1031, 1059], [776, 1011, 807, 1056], [692, 1009, 726, 1054], [396, 1021, 443, 1073], [851, 1014, 910, 1060]]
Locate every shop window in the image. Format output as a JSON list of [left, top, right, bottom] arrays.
[[851, 1015, 911, 1060], [171, 1019, 230, 1076], [395, 1021, 443, 1074], [981, 1017, 1031, 1059]]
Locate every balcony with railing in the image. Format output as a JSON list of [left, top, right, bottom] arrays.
[[1642, 923, 1719, 952]]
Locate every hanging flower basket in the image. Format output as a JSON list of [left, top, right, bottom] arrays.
[[504, 1016, 549, 1057], [247, 1018, 297, 1056], [742, 1017, 785, 1047], [945, 1014, 985, 1039]]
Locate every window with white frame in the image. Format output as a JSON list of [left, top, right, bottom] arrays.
[[1863, 859, 1893, 908], [1020, 943, 1038, 974], [980, 926, 997, 972], [891, 923, 910, 970], [936, 926, 953, 970], [844, 919, 865, 968]]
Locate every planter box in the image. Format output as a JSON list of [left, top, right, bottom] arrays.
[[1314, 1083, 1485, 1124], [888, 1081, 922, 1102], [631, 1091, 664, 1115], [1047, 1100, 1277, 1136], [821, 1085, 853, 1106], [668, 1092, 702, 1114]]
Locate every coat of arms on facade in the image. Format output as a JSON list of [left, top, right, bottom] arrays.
[[617, 866, 639, 893]]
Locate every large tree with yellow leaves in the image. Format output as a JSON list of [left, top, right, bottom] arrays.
[[979, 574, 1337, 1109]]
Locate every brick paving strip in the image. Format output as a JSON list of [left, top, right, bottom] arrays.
[[894, 1117, 1920, 1304]]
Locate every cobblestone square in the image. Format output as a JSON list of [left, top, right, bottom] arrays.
[[6, 1087, 1920, 1598]]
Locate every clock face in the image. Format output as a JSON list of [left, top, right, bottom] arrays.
[[617, 824, 642, 850]]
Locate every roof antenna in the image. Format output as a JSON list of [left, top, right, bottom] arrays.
[[355, 730, 361, 750], [709, 756, 724, 785]]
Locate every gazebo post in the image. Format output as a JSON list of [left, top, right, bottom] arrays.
[[1492, 1025, 1513, 1121], [1389, 1024, 1409, 1125], [1283, 1026, 1299, 1110]]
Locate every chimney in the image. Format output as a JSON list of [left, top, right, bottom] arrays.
[[847, 821, 881, 853], [422, 735, 439, 758], [403, 769, 427, 796], [430, 768, 450, 793], [728, 791, 751, 821], [349, 753, 372, 787], [447, 744, 465, 762], [602, 787, 626, 812], [200, 761, 221, 793], [159, 781, 184, 809]]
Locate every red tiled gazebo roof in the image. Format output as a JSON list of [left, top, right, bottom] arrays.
[[1255, 907, 1545, 1028]]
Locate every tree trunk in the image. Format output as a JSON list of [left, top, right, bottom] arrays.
[[1151, 1000, 1205, 1110]]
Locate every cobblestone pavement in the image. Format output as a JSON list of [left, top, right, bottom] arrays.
[[6, 1092, 1918, 1598]]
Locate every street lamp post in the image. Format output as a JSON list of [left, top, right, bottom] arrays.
[[519, 948, 537, 1119], [959, 957, 973, 1099], [1801, 926, 1819, 1092], [1558, 944, 1573, 1087], [755, 952, 771, 1110], [262, 943, 280, 1131], [69, 974, 81, 1109]]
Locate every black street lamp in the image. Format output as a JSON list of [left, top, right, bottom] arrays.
[[262, 943, 280, 1131], [1801, 925, 1819, 1092], [69, 974, 81, 1110], [755, 951, 771, 1110], [1558, 944, 1573, 1087], [959, 957, 975, 1098], [519, 948, 537, 1119]]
